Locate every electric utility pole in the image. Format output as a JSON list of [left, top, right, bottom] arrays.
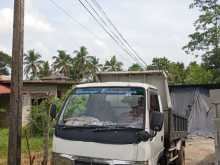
[[8, 0, 24, 164]]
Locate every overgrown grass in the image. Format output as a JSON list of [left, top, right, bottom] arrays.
[[0, 129, 8, 156], [0, 108, 6, 112], [0, 128, 52, 159]]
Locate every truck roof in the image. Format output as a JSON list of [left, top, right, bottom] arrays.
[[96, 70, 167, 77], [76, 82, 157, 90], [96, 70, 171, 110]]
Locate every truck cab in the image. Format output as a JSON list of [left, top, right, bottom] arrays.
[[52, 71, 187, 165]]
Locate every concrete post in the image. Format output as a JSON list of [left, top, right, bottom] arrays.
[[210, 90, 220, 165]]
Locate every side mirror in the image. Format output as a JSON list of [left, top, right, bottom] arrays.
[[150, 111, 164, 132], [50, 104, 57, 119]]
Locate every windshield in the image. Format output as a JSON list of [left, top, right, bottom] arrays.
[[59, 87, 145, 129]]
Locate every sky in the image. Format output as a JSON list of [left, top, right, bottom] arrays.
[[0, 0, 201, 68]]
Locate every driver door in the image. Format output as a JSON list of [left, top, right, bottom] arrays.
[[148, 89, 164, 165]]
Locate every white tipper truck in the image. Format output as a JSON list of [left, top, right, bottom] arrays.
[[51, 71, 187, 165]]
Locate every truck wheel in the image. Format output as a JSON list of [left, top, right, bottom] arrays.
[[175, 147, 185, 165], [158, 155, 168, 165]]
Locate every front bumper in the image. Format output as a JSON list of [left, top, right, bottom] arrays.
[[52, 152, 148, 165]]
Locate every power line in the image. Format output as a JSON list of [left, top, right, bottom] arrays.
[[48, 0, 134, 65], [49, 0, 100, 40], [83, 0, 143, 66], [91, 0, 147, 66], [79, 0, 146, 67], [78, 0, 139, 63], [82, 0, 141, 62], [77, 0, 142, 64]]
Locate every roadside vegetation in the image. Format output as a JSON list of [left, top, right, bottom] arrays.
[[0, 129, 52, 155], [0, 96, 62, 164], [0, 129, 52, 160], [0, 47, 219, 85]]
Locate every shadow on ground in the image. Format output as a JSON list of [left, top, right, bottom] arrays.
[[196, 153, 215, 165], [185, 136, 215, 165]]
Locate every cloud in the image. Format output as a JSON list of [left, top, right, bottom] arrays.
[[0, 8, 13, 33], [25, 14, 54, 32], [0, 7, 54, 34], [94, 39, 105, 47], [0, 0, 200, 67], [0, 44, 9, 53]]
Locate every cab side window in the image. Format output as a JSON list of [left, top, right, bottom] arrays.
[[149, 92, 161, 130], [149, 93, 160, 112]]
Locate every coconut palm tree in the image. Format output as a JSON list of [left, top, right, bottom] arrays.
[[24, 50, 43, 80], [70, 46, 103, 82], [0, 51, 11, 75], [128, 63, 143, 71], [38, 61, 52, 78], [103, 56, 123, 71], [72, 46, 91, 81], [86, 56, 103, 81], [52, 50, 72, 77]]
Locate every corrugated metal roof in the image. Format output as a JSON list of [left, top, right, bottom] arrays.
[[0, 84, 10, 94], [40, 74, 71, 80], [0, 75, 10, 81], [0, 79, 76, 85]]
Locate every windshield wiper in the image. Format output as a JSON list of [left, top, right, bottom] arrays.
[[93, 125, 142, 132]]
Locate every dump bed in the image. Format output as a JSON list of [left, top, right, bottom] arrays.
[[97, 71, 187, 146]]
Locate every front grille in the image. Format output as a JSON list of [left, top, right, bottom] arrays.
[[75, 160, 108, 165]]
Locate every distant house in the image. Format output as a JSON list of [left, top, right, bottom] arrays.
[[0, 74, 75, 127]]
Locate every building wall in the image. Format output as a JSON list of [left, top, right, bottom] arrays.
[[22, 93, 31, 126], [22, 84, 58, 126], [21, 83, 73, 125], [23, 84, 58, 97], [0, 112, 8, 128], [0, 94, 10, 111], [0, 94, 10, 128], [0, 94, 31, 127], [0, 82, 73, 127]]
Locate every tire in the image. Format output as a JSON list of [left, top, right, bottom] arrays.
[[174, 147, 185, 165], [158, 155, 168, 165]]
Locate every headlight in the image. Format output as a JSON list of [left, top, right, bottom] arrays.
[[52, 153, 74, 165]]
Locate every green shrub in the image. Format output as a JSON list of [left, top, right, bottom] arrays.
[[27, 97, 63, 136], [0, 108, 6, 112], [0, 128, 8, 156], [27, 101, 48, 136]]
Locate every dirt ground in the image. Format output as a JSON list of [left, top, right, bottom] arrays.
[[185, 136, 216, 165]]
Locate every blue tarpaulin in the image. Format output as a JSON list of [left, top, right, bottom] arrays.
[[169, 85, 216, 137]]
